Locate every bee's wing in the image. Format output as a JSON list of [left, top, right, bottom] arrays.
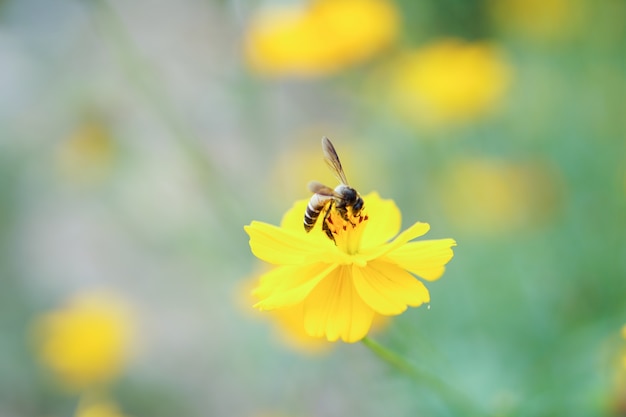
[[308, 181, 339, 197], [322, 136, 350, 185]]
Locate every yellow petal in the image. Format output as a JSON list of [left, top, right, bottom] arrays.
[[359, 192, 402, 247], [360, 221, 430, 260], [303, 266, 375, 343], [244, 221, 327, 265], [352, 260, 430, 315], [280, 198, 336, 246], [383, 238, 456, 281], [254, 263, 338, 310], [280, 199, 310, 230]]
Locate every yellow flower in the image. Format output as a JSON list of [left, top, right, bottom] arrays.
[[489, 0, 584, 41], [622, 325, 626, 369], [387, 39, 511, 126], [75, 394, 130, 417], [245, 0, 399, 77], [244, 192, 456, 343], [439, 157, 562, 235], [56, 122, 116, 185], [31, 291, 134, 390]]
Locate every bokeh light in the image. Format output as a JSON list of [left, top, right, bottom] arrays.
[[384, 38, 512, 127], [245, 0, 399, 77], [30, 291, 134, 391]]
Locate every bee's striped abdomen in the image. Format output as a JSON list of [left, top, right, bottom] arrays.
[[304, 194, 332, 232]]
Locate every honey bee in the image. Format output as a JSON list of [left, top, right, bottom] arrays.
[[304, 137, 364, 242]]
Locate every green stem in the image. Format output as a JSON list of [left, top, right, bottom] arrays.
[[361, 336, 484, 416]]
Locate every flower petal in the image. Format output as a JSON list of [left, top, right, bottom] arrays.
[[244, 221, 327, 265], [352, 260, 430, 315], [383, 238, 456, 281], [360, 221, 430, 260], [254, 263, 338, 310], [280, 199, 338, 246], [359, 192, 402, 247], [280, 199, 309, 230], [303, 266, 375, 343]]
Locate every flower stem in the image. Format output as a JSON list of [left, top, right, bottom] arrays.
[[361, 336, 484, 416]]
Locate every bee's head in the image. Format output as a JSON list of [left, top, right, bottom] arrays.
[[352, 195, 364, 213], [342, 187, 363, 213]]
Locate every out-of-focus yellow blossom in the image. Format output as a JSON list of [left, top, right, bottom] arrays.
[[56, 122, 116, 184], [489, 0, 584, 41], [610, 325, 626, 414], [245, 193, 455, 343], [75, 395, 130, 417], [31, 291, 134, 391], [245, 0, 399, 77], [622, 325, 626, 369], [440, 157, 562, 235], [387, 39, 512, 127]]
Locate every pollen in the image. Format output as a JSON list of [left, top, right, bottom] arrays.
[[325, 207, 369, 255]]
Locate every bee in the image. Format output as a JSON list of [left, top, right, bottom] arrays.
[[304, 137, 364, 242]]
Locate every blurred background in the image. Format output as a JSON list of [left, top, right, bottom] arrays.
[[1, 0, 625, 416]]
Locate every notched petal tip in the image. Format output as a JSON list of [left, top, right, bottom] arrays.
[[383, 237, 457, 281], [352, 262, 431, 316]]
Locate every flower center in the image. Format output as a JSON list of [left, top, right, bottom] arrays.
[[325, 206, 369, 256]]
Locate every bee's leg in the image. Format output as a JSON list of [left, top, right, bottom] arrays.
[[322, 201, 337, 244]]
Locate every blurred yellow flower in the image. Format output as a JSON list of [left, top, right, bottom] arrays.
[[56, 122, 116, 184], [622, 325, 626, 369], [31, 291, 134, 391], [75, 395, 130, 417], [245, 0, 399, 77], [245, 192, 456, 343], [387, 39, 511, 126], [489, 0, 583, 41], [440, 157, 562, 235]]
